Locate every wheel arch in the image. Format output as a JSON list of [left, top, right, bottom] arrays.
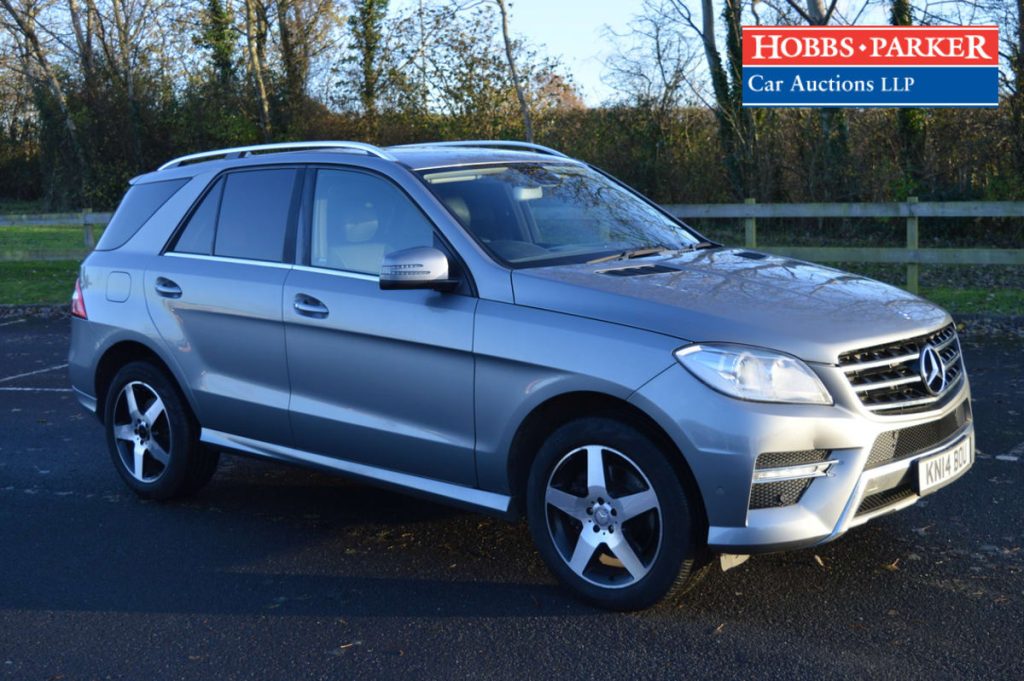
[[94, 339, 196, 425], [506, 391, 708, 528]]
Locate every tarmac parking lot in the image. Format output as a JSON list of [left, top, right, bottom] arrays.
[[1, 317, 1021, 680]]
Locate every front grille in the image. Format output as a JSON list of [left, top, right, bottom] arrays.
[[856, 484, 916, 516], [866, 400, 972, 468], [755, 449, 830, 469], [839, 323, 964, 415], [749, 449, 830, 509], [749, 479, 812, 509]]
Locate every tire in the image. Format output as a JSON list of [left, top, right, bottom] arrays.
[[526, 417, 704, 610], [103, 361, 218, 499]]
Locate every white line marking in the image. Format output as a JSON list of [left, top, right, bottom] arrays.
[[0, 318, 26, 327], [0, 363, 68, 384], [993, 441, 1024, 462], [0, 387, 73, 393]]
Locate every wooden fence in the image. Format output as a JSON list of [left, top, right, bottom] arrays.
[[3, 199, 1024, 294], [665, 198, 1024, 293], [0, 210, 112, 262]]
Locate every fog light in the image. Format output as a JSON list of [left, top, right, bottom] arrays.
[[752, 461, 835, 482]]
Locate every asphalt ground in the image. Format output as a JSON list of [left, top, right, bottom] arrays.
[[1, 317, 1021, 680]]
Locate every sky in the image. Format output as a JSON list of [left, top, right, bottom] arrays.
[[497, 1, 638, 105], [393, 0, 640, 105]]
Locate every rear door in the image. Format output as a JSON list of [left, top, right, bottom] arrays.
[[146, 167, 302, 445], [282, 167, 478, 486]]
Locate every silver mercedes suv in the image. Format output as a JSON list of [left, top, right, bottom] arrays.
[[68, 140, 974, 610]]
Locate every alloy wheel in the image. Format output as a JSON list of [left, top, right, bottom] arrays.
[[111, 381, 172, 483], [544, 445, 662, 588]]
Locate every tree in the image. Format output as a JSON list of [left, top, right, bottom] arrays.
[[495, 0, 532, 141], [197, 0, 236, 86], [0, 0, 87, 204], [605, 0, 698, 198], [891, 0, 926, 194], [348, 0, 389, 126], [665, 0, 757, 196], [241, 0, 272, 139]]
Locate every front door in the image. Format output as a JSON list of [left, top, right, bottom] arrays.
[[283, 168, 478, 486]]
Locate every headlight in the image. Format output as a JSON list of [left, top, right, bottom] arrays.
[[674, 344, 832, 405]]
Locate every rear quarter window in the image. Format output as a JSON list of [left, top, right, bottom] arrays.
[[94, 178, 189, 251]]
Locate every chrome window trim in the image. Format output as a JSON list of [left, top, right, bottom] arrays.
[[164, 251, 294, 269], [201, 428, 511, 514], [291, 264, 379, 282]]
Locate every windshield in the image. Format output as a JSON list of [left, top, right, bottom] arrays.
[[418, 163, 703, 267]]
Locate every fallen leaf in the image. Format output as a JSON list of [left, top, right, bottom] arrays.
[[883, 558, 900, 571]]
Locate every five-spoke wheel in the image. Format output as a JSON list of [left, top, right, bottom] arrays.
[[527, 417, 703, 610], [545, 445, 662, 588], [111, 381, 172, 483], [104, 361, 219, 499]]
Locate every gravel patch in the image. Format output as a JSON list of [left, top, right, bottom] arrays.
[[956, 315, 1024, 339], [0, 304, 69, 320]]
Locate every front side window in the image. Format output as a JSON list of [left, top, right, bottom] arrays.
[[214, 169, 299, 262], [418, 164, 701, 267], [310, 169, 435, 275]]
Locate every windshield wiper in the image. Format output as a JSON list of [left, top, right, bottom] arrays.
[[587, 246, 672, 265]]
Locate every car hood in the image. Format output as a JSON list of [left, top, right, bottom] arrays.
[[510, 248, 951, 364]]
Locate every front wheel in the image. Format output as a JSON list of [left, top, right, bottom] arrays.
[[104, 361, 218, 499], [526, 417, 704, 610]]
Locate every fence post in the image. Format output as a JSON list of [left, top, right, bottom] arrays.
[[82, 208, 95, 248], [744, 198, 757, 248], [906, 196, 918, 294]]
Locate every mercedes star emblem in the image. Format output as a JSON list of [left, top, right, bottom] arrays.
[[918, 344, 947, 395]]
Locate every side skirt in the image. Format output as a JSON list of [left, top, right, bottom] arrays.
[[200, 428, 513, 517]]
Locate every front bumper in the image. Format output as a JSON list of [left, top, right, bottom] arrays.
[[628, 363, 973, 553]]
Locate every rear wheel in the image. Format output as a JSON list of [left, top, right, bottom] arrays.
[[526, 417, 703, 610], [104, 361, 218, 499]]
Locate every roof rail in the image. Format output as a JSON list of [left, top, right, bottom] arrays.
[[157, 141, 395, 171], [391, 140, 571, 159]]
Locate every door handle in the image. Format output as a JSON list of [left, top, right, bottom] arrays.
[[154, 277, 182, 298], [293, 294, 329, 318]]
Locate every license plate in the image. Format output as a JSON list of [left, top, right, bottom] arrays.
[[917, 436, 973, 496]]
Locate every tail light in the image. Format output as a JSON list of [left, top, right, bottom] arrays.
[[71, 277, 87, 319]]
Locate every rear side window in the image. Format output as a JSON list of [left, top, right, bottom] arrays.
[[95, 178, 189, 251], [214, 169, 299, 262], [172, 178, 223, 255]]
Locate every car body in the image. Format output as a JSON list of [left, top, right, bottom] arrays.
[[69, 140, 974, 609]]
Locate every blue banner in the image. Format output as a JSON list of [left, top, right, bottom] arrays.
[[742, 66, 998, 107]]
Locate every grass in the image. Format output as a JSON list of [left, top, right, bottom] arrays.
[[0, 225, 100, 260], [922, 287, 1024, 317], [0, 261, 79, 305]]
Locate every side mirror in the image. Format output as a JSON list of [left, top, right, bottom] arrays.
[[379, 246, 459, 292]]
